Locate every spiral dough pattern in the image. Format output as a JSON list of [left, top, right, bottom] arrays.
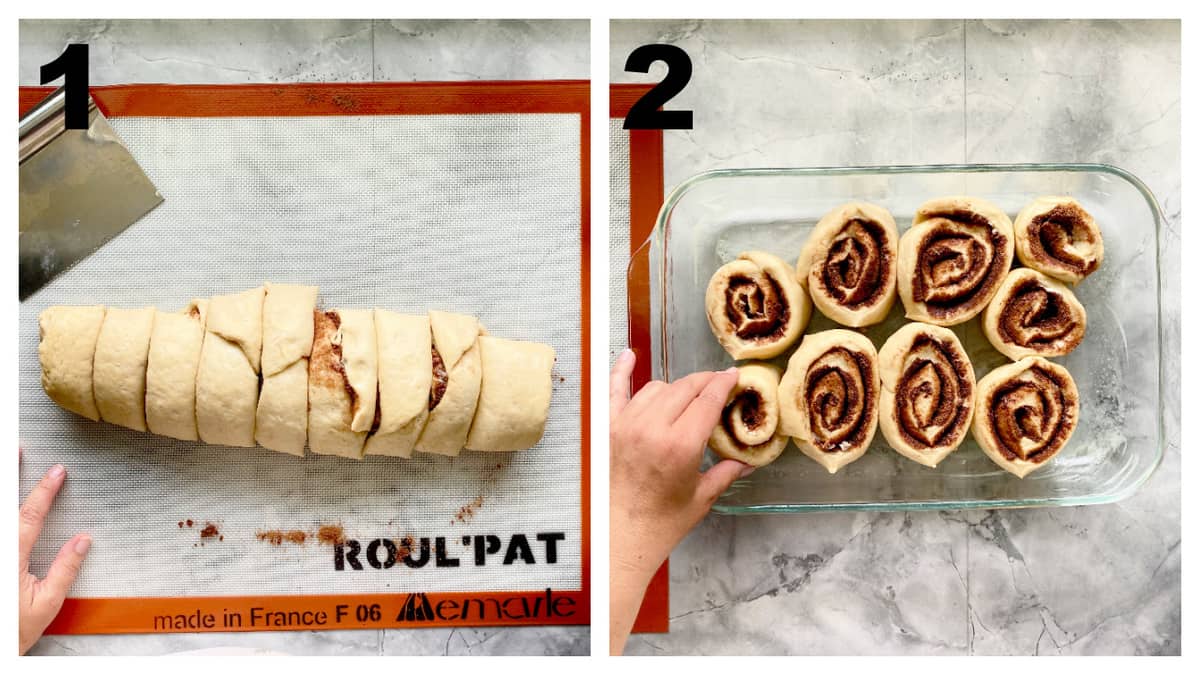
[[705, 251, 811, 360], [972, 356, 1079, 478], [797, 202, 899, 327], [898, 196, 1015, 326], [779, 329, 879, 474], [878, 322, 975, 468], [708, 363, 788, 467], [982, 268, 1087, 361], [1013, 196, 1103, 285]]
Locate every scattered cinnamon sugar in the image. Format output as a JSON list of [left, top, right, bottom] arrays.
[[397, 536, 414, 560], [199, 523, 220, 539], [318, 525, 345, 546], [451, 461, 508, 525], [455, 496, 485, 524], [186, 519, 193, 528], [256, 529, 308, 546], [177, 521, 183, 528]]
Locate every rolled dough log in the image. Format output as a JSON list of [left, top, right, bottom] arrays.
[[145, 302, 207, 440], [364, 310, 431, 459], [205, 286, 265, 374], [195, 289, 263, 447], [308, 310, 375, 459], [415, 310, 483, 457], [38, 305, 106, 421], [255, 283, 318, 455], [92, 306, 156, 431], [465, 336, 555, 452]]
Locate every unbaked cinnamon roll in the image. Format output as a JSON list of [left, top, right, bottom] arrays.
[[708, 362, 788, 467], [1013, 196, 1103, 284], [897, 196, 1015, 326], [796, 201, 899, 327], [778, 330, 879, 473], [972, 357, 1079, 478], [878, 323, 975, 468], [982, 268, 1087, 361], [705, 251, 810, 360]]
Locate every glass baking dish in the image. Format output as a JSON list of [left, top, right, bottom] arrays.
[[633, 164, 1164, 513]]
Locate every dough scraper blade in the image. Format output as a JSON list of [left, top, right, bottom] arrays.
[[19, 88, 164, 300]]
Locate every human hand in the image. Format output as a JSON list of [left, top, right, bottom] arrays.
[[19, 464, 90, 655], [608, 349, 752, 653]]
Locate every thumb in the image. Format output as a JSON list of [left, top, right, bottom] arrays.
[[695, 460, 754, 511]]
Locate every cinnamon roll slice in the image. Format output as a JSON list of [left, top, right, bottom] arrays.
[[705, 251, 810, 360], [797, 201, 899, 327], [707, 362, 788, 467], [898, 196, 1015, 326], [878, 323, 975, 468], [972, 357, 1079, 478], [982, 268, 1087, 361], [1013, 196, 1103, 284], [778, 330, 879, 474]]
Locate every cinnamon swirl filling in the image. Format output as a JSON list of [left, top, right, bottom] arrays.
[[798, 202, 900, 328], [972, 357, 1079, 478], [878, 323, 975, 467], [708, 363, 788, 467], [982, 268, 1086, 361], [804, 348, 875, 453], [1014, 197, 1103, 284], [898, 197, 1015, 327], [705, 251, 811, 360], [778, 329, 880, 474]]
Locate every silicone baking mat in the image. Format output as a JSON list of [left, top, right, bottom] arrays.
[[18, 82, 590, 634], [610, 85, 667, 633]]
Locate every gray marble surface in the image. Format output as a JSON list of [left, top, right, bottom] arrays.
[[18, 18, 589, 657], [612, 19, 1180, 656]]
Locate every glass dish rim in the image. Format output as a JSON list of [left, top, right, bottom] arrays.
[[648, 162, 1166, 514]]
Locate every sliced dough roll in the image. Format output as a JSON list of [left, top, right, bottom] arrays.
[[308, 309, 376, 459], [196, 288, 264, 447], [93, 306, 156, 431], [878, 322, 975, 468], [260, 282, 319, 377], [972, 357, 1079, 478], [779, 329, 879, 474], [205, 286, 265, 374], [415, 311, 484, 457], [897, 196, 1015, 326], [708, 362, 787, 467], [705, 250, 810, 360], [145, 301, 207, 441], [255, 283, 318, 456], [982, 268, 1086, 361], [1013, 196, 1103, 284], [38, 305, 106, 421], [465, 336, 555, 452], [797, 201, 899, 327], [364, 310, 432, 458]]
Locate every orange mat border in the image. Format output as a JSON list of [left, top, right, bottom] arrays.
[[19, 81, 590, 635], [610, 84, 668, 634]]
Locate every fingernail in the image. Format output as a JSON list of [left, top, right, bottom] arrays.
[[619, 348, 635, 364], [724, 367, 739, 375], [738, 464, 756, 478], [48, 464, 65, 479], [74, 535, 92, 555]]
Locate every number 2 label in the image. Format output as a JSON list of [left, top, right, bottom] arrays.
[[623, 44, 693, 130]]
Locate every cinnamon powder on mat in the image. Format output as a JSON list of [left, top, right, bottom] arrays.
[[318, 525, 345, 545]]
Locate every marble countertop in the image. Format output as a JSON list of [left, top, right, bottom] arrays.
[[611, 19, 1180, 656], [18, 18, 589, 657]]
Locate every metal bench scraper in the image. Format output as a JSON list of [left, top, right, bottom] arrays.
[[18, 88, 164, 300]]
